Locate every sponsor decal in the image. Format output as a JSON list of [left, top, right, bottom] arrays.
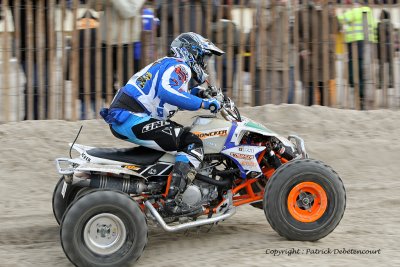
[[193, 128, 229, 139], [230, 152, 254, 160], [174, 66, 188, 83], [142, 121, 170, 133], [136, 71, 152, 89], [124, 165, 140, 171], [239, 147, 254, 153], [81, 153, 91, 162], [239, 161, 257, 167]]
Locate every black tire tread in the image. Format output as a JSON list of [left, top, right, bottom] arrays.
[[264, 158, 346, 241], [60, 189, 148, 267]]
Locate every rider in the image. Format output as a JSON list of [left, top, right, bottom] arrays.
[[100, 32, 224, 213]]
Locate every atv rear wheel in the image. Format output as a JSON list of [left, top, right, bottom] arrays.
[[60, 189, 147, 267], [263, 159, 346, 241]]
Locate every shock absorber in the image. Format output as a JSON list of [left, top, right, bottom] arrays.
[[266, 149, 282, 169]]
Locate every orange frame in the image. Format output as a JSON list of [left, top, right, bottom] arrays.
[[143, 153, 287, 215]]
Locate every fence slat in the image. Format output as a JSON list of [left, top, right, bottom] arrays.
[[48, 0, 55, 119], [70, 0, 79, 120], [1, 0, 10, 122], [26, 0, 34, 120]]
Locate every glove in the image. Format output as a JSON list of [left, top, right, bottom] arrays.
[[202, 98, 221, 113]]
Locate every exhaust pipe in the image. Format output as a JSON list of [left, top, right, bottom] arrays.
[[72, 174, 147, 194], [144, 200, 236, 232]]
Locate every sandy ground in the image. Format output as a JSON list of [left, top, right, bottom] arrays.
[[0, 104, 399, 267]]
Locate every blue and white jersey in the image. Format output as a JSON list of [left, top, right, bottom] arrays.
[[122, 57, 203, 120]]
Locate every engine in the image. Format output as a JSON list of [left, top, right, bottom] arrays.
[[180, 163, 218, 208], [181, 180, 218, 208]]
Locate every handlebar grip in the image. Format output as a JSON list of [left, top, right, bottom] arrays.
[[209, 104, 217, 112]]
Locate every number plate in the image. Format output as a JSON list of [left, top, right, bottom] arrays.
[[61, 181, 68, 198]]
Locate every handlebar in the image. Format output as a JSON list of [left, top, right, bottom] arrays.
[[202, 85, 241, 122]]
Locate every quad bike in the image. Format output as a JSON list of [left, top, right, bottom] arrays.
[[54, 87, 346, 266]]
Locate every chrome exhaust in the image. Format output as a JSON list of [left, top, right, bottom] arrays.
[[144, 201, 236, 232]]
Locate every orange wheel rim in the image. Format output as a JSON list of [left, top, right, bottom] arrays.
[[287, 182, 328, 223]]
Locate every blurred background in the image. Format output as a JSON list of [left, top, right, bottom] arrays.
[[0, 0, 399, 122]]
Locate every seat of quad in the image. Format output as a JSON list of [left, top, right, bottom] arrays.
[[87, 146, 165, 165]]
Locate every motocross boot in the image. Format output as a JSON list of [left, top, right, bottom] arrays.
[[165, 161, 197, 214], [167, 161, 196, 198]]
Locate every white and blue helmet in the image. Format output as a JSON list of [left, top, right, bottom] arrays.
[[170, 32, 224, 84]]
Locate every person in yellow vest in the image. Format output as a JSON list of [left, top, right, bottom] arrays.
[[337, 0, 377, 110]]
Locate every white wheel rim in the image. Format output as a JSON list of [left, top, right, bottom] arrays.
[[83, 213, 127, 255]]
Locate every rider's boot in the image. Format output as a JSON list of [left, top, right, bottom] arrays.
[[165, 161, 197, 214]]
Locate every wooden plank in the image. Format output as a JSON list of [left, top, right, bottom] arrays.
[[105, 3, 113, 104], [60, 0, 66, 119], [48, 0, 56, 119], [379, 10, 387, 108], [173, 0, 179, 38], [117, 5, 124, 91], [352, 41, 360, 110], [83, 3, 91, 118], [160, 0, 168, 56], [311, 8, 318, 105], [13, 0, 22, 121], [282, 3, 289, 104], [36, 0, 45, 119], [258, 2, 267, 105], [293, 0, 299, 104], [269, 0, 276, 104], [70, 0, 79, 120], [1, 0, 10, 122], [249, 6, 256, 106], [95, 1, 102, 118], [26, 0, 34, 120], [206, 0, 212, 39], [216, 3, 223, 89], [362, 11, 374, 110], [237, 0, 245, 107], [226, 3, 234, 99], [322, 0, 329, 106], [301, 2, 310, 106]]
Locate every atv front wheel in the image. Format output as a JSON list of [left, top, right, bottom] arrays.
[[263, 159, 346, 241], [60, 189, 147, 267]]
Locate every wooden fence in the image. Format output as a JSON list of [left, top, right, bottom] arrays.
[[0, 0, 399, 122]]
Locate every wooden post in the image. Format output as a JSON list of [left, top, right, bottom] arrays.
[[311, 8, 318, 105], [160, 0, 168, 56], [216, 3, 223, 89], [226, 3, 234, 99], [249, 7, 256, 106], [1, 0, 10, 122], [282, 3, 289, 104], [95, 1, 103, 118], [60, 0, 66, 119], [301, 2, 310, 106], [362, 11, 374, 109], [322, 0, 329, 106], [83, 3, 91, 119], [237, 0, 245, 106], [48, 0, 56, 119], [173, 0, 179, 38], [379, 10, 387, 108], [258, 2, 267, 105], [352, 41, 360, 110], [105, 4, 113, 104], [26, 0, 34, 120], [13, 0, 22, 121], [293, 0, 299, 104], [70, 0, 78, 120], [36, 0, 45, 119], [269, 1, 276, 104]]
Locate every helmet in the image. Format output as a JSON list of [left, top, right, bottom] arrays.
[[170, 32, 224, 84]]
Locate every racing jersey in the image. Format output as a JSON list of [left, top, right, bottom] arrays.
[[120, 57, 203, 120]]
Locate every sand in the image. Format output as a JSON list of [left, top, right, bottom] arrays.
[[0, 104, 399, 267]]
